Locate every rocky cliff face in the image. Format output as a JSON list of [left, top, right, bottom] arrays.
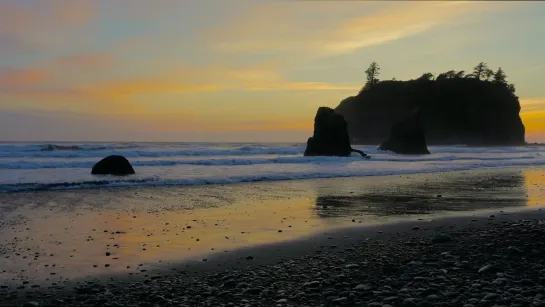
[[335, 78, 525, 146]]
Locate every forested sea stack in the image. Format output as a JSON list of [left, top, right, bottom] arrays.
[[336, 62, 525, 146]]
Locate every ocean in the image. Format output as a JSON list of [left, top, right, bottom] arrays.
[[0, 142, 543, 193]]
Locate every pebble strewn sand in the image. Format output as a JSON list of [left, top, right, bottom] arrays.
[[3, 210, 545, 306]]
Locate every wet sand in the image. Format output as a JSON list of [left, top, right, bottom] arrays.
[[1, 167, 545, 305], [4, 208, 545, 306]]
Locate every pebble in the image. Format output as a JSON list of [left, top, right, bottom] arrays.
[[483, 293, 498, 300], [478, 264, 499, 273], [354, 284, 367, 291]]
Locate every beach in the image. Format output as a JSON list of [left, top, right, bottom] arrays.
[[2, 166, 545, 306]]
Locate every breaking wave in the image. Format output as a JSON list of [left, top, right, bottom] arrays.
[[0, 142, 543, 192]]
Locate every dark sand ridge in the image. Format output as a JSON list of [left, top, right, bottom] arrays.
[[1, 167, 545, 306]]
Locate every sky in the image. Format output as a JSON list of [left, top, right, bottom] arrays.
[[1, 0, 545, 143]]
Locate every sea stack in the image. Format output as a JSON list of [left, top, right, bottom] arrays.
[[335, 67, 525, 146], [304, 107, 369, 158], [91, 155, 135, 175], [379, 108, 430, 154]]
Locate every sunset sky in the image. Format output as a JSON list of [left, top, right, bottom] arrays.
[[1, 0, 545, 142]]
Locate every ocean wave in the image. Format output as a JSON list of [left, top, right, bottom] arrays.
[[0, 143, 541, 158], [2, 156, 545, 192], [0, 146, 306, 158], [39, 144, 85, 151], [1, 142, 544, 193], [0, 154, 538, 170], [0, 143, 143, 153]]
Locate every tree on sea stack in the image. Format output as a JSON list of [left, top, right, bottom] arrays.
[[472, 62, 490, 80], [361, 61, 380, 92], [493, 67, 507, 84], [417, 72, 435, 81]]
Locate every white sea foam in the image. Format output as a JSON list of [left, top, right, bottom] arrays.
[[0, 142, 542, 192]]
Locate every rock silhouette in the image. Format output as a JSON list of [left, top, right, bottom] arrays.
[[378, 108, 430, 154], [91, 155, 135, 175], [304, 107, 369, 158], [336, 67, 525, 146]]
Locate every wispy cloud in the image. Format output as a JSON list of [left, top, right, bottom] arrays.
[[205, 1, 515, 61], [0, 0, 95, 54], [0, 59, 359, 120], [520, 98, 545, 114], [0, 68, 48, 88], [53, 54, 116, 70]]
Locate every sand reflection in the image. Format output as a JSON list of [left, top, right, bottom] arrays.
[[313, 169, 531, 219], [1, 167, 544, 285], [0, 191, 334, 283]]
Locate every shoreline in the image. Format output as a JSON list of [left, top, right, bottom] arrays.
[[0, 163, 537, 192], [2, 162, 544, 194], [3, 207, 545, 306], [1, 166, 544, 286]]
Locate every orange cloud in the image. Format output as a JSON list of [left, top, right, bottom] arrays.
[[0, 68, 48, 88], [0, 53, 358, 128], [520, 97, 545, 141], [82, 81, 223, 101]]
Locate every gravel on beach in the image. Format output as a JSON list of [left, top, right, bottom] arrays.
[[3, 217, 545, 307]]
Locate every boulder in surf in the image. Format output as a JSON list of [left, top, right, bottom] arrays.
[[91, 155, 135, 175]]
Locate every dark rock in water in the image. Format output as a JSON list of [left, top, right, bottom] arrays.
[[91, 155, 135, 175], [304, 107, 369, 158], [378, 108, 430, 154]]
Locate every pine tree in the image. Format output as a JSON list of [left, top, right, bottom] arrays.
[[418, 72, 434, 81], [484, 69, 494, 81], [493, 67, 507, 84], [454, 70, 465, 78], [364, 62, 380, 88], [472, 62, 489, 80]]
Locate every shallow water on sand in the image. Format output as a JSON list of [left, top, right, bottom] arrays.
[[1, 167, 544, 285]]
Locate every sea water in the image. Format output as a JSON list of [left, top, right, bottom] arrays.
[[0, 142, 543, 192]]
